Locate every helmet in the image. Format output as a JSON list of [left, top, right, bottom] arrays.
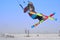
[[28, 2, 33, 5]]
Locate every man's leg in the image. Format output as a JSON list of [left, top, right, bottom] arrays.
[[31, 20, 44, 28], [31, 16, 44, 28]]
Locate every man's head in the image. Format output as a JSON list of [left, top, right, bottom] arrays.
[[28, 2, 33, 5]]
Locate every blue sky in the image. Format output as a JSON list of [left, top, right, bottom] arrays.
[[0, 0, 60, 34]]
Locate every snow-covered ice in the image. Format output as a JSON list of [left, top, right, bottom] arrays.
[[0, 33, 60, 40]]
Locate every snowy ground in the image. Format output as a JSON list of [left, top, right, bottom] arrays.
[[0, 33, 60, 40]]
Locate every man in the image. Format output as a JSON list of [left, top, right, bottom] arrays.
[[23, 2, 55, 28]]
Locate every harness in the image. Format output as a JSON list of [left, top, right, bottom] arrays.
[[29, 11, 43, 19]]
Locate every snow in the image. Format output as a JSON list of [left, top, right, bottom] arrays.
[[0, 33, 60, 40]]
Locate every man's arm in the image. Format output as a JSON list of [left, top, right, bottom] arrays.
[[24, 6, 29, 13]]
